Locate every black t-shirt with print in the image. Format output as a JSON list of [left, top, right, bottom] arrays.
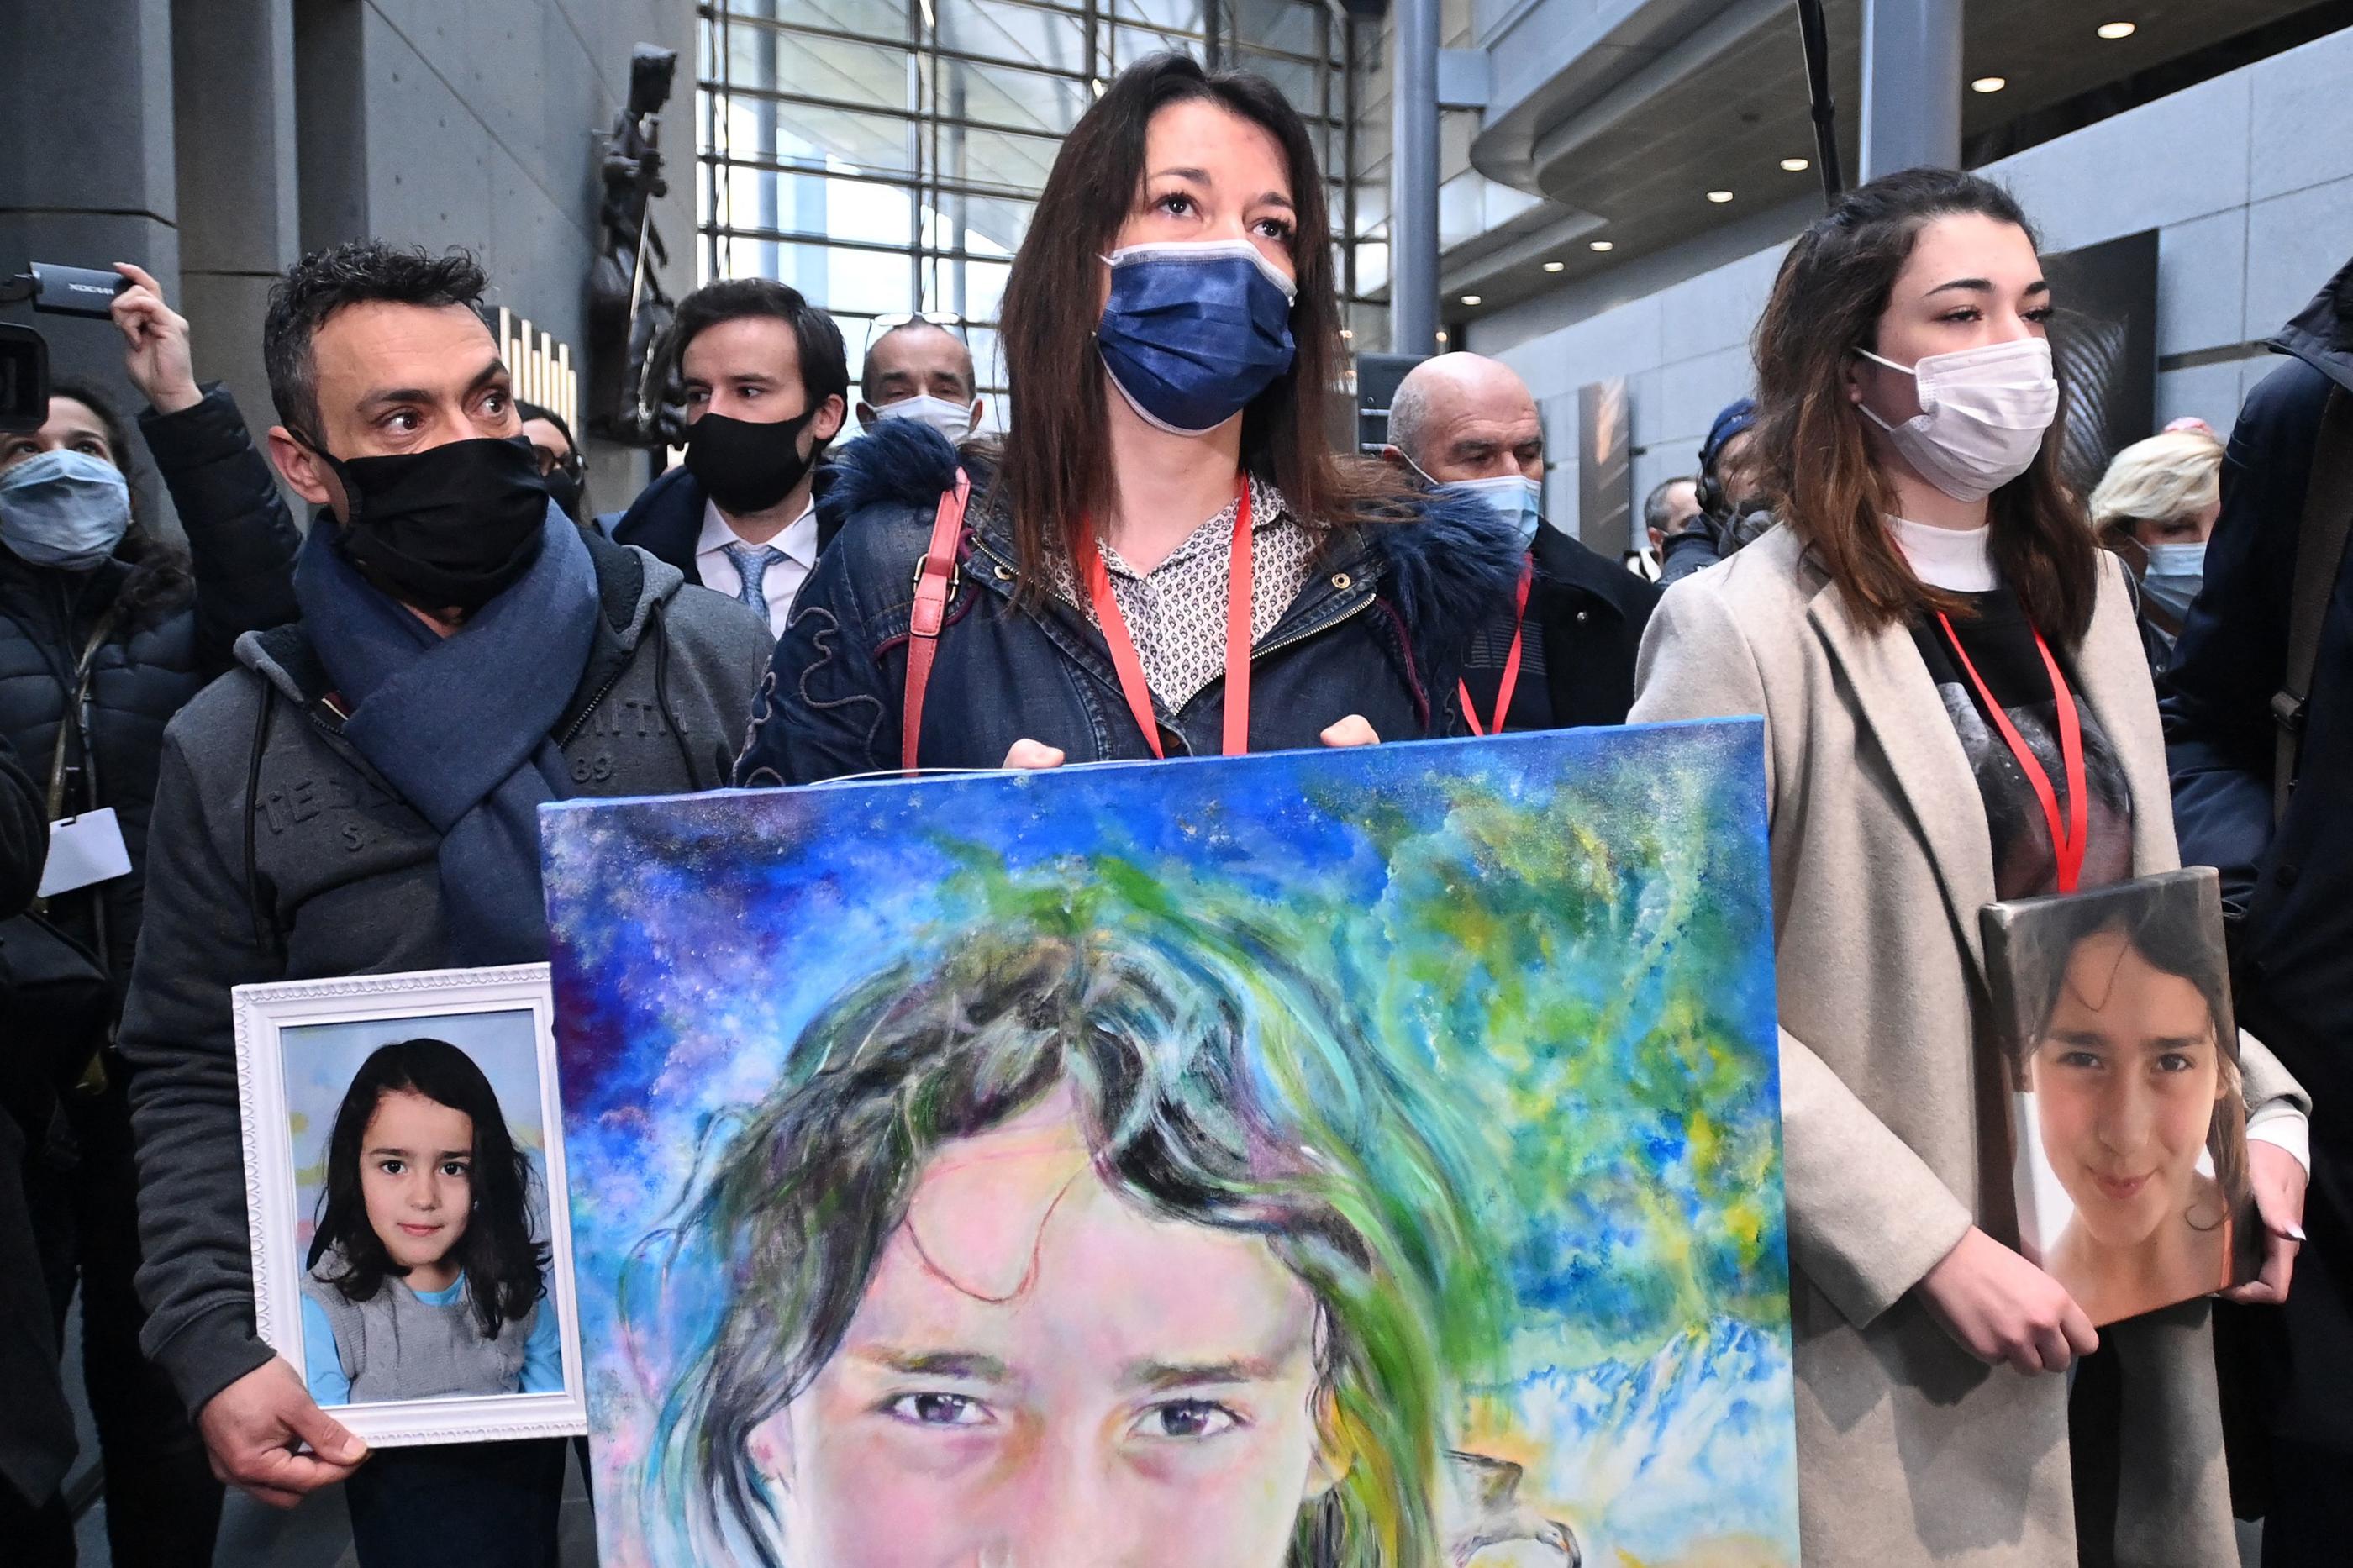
[[1909, 587, 2134, 900]]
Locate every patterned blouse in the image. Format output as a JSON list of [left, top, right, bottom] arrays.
[[1054, 476, 1319, 710]]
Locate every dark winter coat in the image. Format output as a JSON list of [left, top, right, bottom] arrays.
[[0, 729, 75, 1512], [0, 387, 300, 997], [2161, 254, 2353, 1450], [601, 455, 847, 585], [734, 419, 1526, 783], [118, 532, 773, 1416], [1455, 519, 1660, 732]]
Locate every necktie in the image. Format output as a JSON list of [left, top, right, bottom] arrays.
[[722, 541, 787, 620]]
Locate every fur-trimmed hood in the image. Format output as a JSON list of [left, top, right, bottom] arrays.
[[818, 418, 1527, 679]]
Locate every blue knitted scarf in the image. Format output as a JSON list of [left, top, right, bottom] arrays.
[[292, 509, 597, 964]]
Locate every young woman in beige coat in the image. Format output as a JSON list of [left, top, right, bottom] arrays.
[[1630, 168, 2311, 1567]]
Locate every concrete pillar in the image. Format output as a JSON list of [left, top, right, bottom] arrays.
[[1390, 0, 1440, 355], [1861, 0, 1963, 180], [0, 0, 182, 525], [175, 0, 303, 449]]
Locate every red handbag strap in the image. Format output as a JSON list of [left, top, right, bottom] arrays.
[[901, 469, 971, 775]]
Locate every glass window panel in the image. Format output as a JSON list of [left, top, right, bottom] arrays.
[[958, 258, 1013, 321], [1355, 238, 1387, 295], [1110, 25, 1204, 70], [934, 0, 1087, 74], [715, 168, 916, 249], [715, 34, 911, 113], [741, 102, 919, 176], [954, 124, 1068, 193], [967, 326, 1006, 393], [1234, 50, 1321, 117], [721, 0, 913, 41], [920, 190, 1037, 258], [927, 55, 1092, 136], [713, 239, 919, 316], [1230, 0, 1320, 59], [1113, 0, 1207, 34]]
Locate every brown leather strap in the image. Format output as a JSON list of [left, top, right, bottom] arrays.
[[901, 469, 971, 774], [2274, 387, 2353, 823]]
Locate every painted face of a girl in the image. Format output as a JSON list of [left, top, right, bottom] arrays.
[[753, 1087, 1335, 1568], [358, 1088, 476, 1286], [2031, 931, 2225, 1249]]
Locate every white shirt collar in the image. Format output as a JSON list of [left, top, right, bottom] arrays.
[[1889, 516, 1998, 592], [697, 497, 818, 564]]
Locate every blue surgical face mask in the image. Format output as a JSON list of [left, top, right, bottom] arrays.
[[1096, 239, 1297, 436], [1445, 473, 1544, 548], [2140, 540, 2206, 619], [0, 449, 133, 571]]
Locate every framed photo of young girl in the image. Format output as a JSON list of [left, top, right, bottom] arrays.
[[233, 964, 589, 1446], [1982, 868, 2261, 1328]]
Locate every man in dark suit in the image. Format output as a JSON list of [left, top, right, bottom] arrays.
[[1386, 353, 1660, 730], [604, 279, 849, 641]]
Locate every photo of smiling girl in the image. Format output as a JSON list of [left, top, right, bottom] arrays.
[[300, 1038, 562, 1405], [1990, 870, 2259, 1328]]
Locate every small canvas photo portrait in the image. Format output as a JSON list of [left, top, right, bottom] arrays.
[[1983, 868, 2259, 1328], [234, 965, 587, 1445]]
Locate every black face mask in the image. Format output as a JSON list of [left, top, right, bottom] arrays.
[[544, 464, 584, 524], [684, 408, 822, 514], [308, 434, 551, 613]]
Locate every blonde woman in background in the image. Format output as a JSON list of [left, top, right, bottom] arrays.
[[2088, 424, 2224, 671]]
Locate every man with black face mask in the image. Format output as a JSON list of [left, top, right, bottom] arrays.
[[113, 241, 773, 1567], [606, 277, 849, 639]]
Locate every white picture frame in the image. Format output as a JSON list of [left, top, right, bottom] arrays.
[[233, 965, 588, 1446]]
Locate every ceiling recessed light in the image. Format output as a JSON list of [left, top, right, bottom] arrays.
[[1971, 75, 2008, 93], [1436, 330, 1450, 344], [1543, 260, 1566, 272], [1461, 294, 1482, 305], [1781, 157, 1810, 172], [1589, 239, 1614, 252], [1706, 190, 1734, 203], [2097, 20, 2135, 39]]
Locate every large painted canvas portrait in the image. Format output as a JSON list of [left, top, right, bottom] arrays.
[[541, 723, 1796, 1568]]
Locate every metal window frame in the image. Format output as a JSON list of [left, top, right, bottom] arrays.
[[700, 0, 1369, 327]]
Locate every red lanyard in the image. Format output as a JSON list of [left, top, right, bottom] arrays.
[[1076, 480, 1254, 759], [1936, 612, 2088, 893], [1457, 558, 1534, 738]]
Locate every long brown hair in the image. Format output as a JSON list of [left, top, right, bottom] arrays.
[[1751, 168, 2098, 641], [994, 54, 1388, 597]]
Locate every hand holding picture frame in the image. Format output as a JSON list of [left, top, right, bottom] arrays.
[[1982, 868, 2260, 1328], [233, 965, 588, 1446]]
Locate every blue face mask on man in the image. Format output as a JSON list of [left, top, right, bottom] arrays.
[[1096, 239, 1297, 436], [0, 449, 133, 571], [2140, 540, 2206, 619], [1445, 474, 1544, 548]]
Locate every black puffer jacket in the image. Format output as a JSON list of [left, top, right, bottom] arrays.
[[0, 387, 300, 996]]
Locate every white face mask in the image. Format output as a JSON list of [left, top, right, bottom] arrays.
[[1856, 336, 2060, 503], [871, 393, 978, 439]]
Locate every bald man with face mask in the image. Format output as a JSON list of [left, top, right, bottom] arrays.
[[1385, 353, 1660, 731]]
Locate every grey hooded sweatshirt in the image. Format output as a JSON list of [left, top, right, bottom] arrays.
[[118, 531, 773, 1415]]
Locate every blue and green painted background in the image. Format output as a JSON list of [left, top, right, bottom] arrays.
[[542, 722, 1794, 1566]]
